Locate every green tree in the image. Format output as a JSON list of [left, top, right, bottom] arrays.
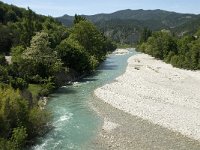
[[140, 27, 152, 43], [16, 8, 36, 46], [138, 29, 200, 70], [177, 36, 194, 55], [189, 39, 200, 69], [28, 107, 50, 136], [11, 126, 27, 148], [0, 88, 28, 137], [0, 65, 9, 84], [42, 17, 69, 48], [11, 78, 28, 90], [22, 32, 62, 78], [73, 14, 86, 24], [70, 20, 109, 61], [0, 54, 7, 65], [0, 86, 51, 149], [0, 6, 6, 23], [141, 31, 177, 59], [11, 46, 25, 63], [56, 38, 92, 72], [0, 25, 12, 54], [5, 10, 17, 22]]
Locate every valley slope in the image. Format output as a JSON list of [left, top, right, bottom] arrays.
[[57, 9, 200, 44]]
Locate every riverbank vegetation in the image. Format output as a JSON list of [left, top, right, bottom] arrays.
[[138, 28, 200, 70], [0, 1, 116, 149]]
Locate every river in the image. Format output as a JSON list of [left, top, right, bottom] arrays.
[[32, 48, 137, 150]]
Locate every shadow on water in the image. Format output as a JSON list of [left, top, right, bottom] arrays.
[[51, 87, 78, 97], [79, 78, 98, 82], [97, 59, 118, 71], [79, 58, 119, 85], [79, 64, 118, 83], [98, 64, 118, 70]]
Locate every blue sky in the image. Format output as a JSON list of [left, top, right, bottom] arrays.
[[2, 0, 200, 17]]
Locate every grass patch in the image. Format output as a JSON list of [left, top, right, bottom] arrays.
[[28, 84, 42, 97]]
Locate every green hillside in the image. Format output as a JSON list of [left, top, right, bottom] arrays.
[[57, 9, 200, 44]]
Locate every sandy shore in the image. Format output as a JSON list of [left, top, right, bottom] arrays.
[[94, 53, 200, 141]]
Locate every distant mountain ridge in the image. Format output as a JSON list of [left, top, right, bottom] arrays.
[[57, 9, 199, 27], [57, 9, 200, 44]]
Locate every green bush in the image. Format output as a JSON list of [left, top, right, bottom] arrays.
[[11, 127, 27, 148], [0, 54, 7, 65], [11, 78, 28, 90], [0, 87, 51, 149], [28, 107, 51, 136]]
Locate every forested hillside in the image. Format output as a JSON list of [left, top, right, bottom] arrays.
[[0, 1, 116, 149], [57, 9, 200, 44]]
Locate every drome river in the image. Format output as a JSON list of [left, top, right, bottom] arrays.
[[32, 48, 137, 150]]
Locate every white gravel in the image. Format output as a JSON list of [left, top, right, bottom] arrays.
[[94, 53, 200, 141], [112, 49, 130, 55], [102, 119, 120, 132], [5, 56, 12, 64]]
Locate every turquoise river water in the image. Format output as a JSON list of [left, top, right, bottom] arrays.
[[32, 49, 137, 150]]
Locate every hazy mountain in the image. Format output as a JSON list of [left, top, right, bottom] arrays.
[[57, 9, 200, 44]]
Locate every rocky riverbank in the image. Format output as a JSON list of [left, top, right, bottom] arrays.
[[91, 53, 200, 149]]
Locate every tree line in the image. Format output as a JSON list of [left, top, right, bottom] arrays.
[[138, 28, 200, 70], [0, 2, 116, 149]]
